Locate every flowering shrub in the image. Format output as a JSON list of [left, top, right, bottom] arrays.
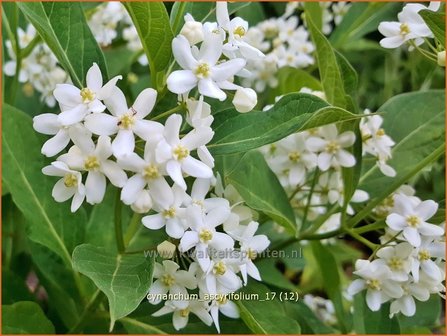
[[2, 1, 445, 334]]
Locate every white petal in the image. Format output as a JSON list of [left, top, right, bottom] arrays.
[[71, 189, 85, 212], [33, 113, 60, 135], [133, 88, 157, 118], [182, 156, 213, 179], [101, 160, 127, 187], [41, 130, 70, 157], [172, 35, 198, 69], [104, 86, 128, 117], [366, 290, 382, 311], [86, 63, 103, 92], [166, 218, 185, 238], [121, 174, 146, 205], [52, 178, 76, 202], [403, 227, 421, 247], [96, 75, 122, 100], [179, 231, 200, 252], [347, 279, 365, 296], [212, 58, 246, 82], [84, 113, 118, 135], [198, 78, 226, 101], [386, 214, 407, 231], [112, 129, 135, 158], [220, 301, 239, 319], [210, 232, 234, 250], [415, 200, 438, 221], [317, 152, 332, 171], [95, 135, 113, 160], [336, 149, 355, 167], [167, 160, 187, 190], [306, 137, 326, 152], [167, 70, 198, 94], [133, 120, 164, 141], [418, 223, 444, 237], [85, 171, 106, 204], [53, 84, 82, 106], [58, 104, 89, 126], [143, 213, 165, 230], [164, 114, 182, 145]]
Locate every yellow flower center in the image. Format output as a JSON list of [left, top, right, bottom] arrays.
[[194, 62, 211, 79], [173, 145, 190, 161], [325, 141, 340, 154], [247, 248, 257, 260], [418, 249, 431, 261], [84, 156, 100, 170], [234, 26, 246, 38], [406, 215, 420, 228], [388, 257, 403, 270], [80, 88, 95, 103], [143, 164, 159, 180], [161, 274, 175, 287], [366, 279, 381, 291], [213, 261, 227, 275], [118, 113, 135, 129], [376, 128, 385, 137], [193, 199, 204, 208], [179, 308, 189, 317], [216, 294, 228, 305], [63, 173, 78, 187], [400, 23, 410, 36], [288, 151, 301, 162], [199, 229, 213, 243], [162, 207, 176, 219]]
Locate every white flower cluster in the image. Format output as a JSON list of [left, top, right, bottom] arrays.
[[348, 193, 445, 317], [4, 24, 68, 107], [378, 2, 441, 49], [166, 2, 262, 112]]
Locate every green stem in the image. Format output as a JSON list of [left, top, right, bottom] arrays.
[[352, 221, 385, 234], [305, 204, 340, 235], [368, 230, 402, 261], [68, 290, 103, 334], [123, 212, 142, 247], [346, 229, 377, 250], [151, 103, 185, 121], [21, 35, 41, 58], [299, 168, 320, 234], [114, 192, 125, 254]]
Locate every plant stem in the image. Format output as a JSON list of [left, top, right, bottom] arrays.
[[172, 2, 187, 34], [352, 220, 386, 234], [346, 229, 377, 250], [299, 168, 320, 234], [68, 290, 103, 333], [114, 192, 125, 254], [151, 103, 184, 121], [123, 212, 142, 247], [368, 230, 403, 261]]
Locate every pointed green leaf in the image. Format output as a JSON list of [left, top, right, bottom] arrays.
[[420, 9, 445, 48], [72, 244, 155, 330], [3, 301, 55, 334], [17, 2, 108, 88]]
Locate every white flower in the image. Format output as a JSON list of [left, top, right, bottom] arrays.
[[33, 114, 88, 157], [42, 161, 85, 212], [375, 242, 414, 281], [167, 35, 246, 100], [209, 289, 240, 333], [386, 195, 444, 247], [232, 87, 257, 113], [306, 124, 356, 171], [118, 144, 167, 205], [185, 96, 213, 128], [187, 178, 230, 215], [233, 221, 269, 284], [88, 2, 126, 46], [54, 63, 122, 125], [142, 182, 189, 239], [155, 114, 214, 190], [389, 277, 430, 317], [152, 300, 212, 331], [85, 87, 163, 157], [179, 205, 233, 271], [149, 260, 197, 308], [180, 14, 204, 45], [348, 259, 403, 311], [332, 2, 351, 25], [58, 135, 127, 204], [410, 237, 445, 282]]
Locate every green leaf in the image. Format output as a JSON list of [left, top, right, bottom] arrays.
[[2, 271, 35, 305], [360, 90, 445, 197], [72, 244, 155, 331], [236, 2, 266, 26], [124, 3, 173, 78], [353, 292, 400, 334], [2, 104, 86, 266], [226, 151, 296, 235], [269, 67, 322, 100], [208, 93, 358, 155], [2, 301, 55, 334], [304, 2, 323, 31], [236, 282, 301, 334], [311, 241, 349, 333], [17, 2, 108, 88], [420, 10, 446, 48], [306, 14, 347, 108]]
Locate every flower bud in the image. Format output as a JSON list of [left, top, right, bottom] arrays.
[[130, 190, 152, 214], [437, 50, 445, 67], [157, 240, 176, 259], [232, 87, 257, 113], [180, 19, 204, 45]]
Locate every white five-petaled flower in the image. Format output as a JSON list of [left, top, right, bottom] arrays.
[[42, 161, 86, 212], [389, 276, 431, 317], [167, 34, 246, 101], [142, 182, 189, 239], [149, 261, 197, 309], [348, 259, 403, 311], [58, 135, 127, 204], [156, 114, 214, 190], [375, 242, 414, 281], [410, 237, 445, 282], [386, 195, 444, 247], [209, 288, 240, 333], [306, 124, 356, 171], [85, 87, 163, 157], [54, 63, 122, 125], [152, 300, 213, 331], [179, 204, 233, 271]]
